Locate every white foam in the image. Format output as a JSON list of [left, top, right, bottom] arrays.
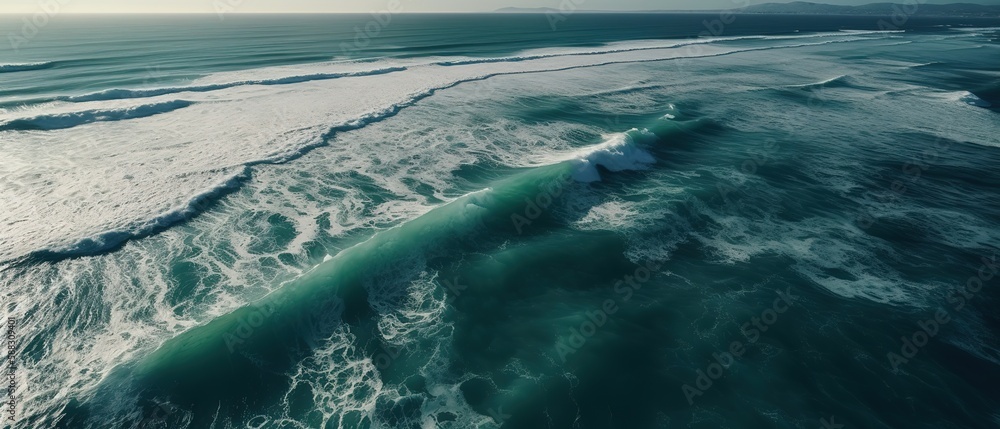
[[2, 35, 883, 263], [568, 130, 657, 182], [1, 246, 202, 428], [952, 27, 1000, 32], [575, 200, 644, 230], [957, 91, 992, 107], [260, 266, 492, 428], [784, 74, 850, 89], [688, 199, 935, 306]]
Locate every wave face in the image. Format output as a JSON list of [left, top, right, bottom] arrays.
[[4, 15, 1000, 429], [0, 61, 54, 72], [959, 91, 993, 107], [0, 100, 194, 131]]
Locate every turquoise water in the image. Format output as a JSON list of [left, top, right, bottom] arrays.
[[2, 13, 1000, 429]]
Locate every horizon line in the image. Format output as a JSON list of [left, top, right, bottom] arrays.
[[1, 3, 999, 16], [0, 11, 810, 16]]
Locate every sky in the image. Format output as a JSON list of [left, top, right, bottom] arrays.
[[0, 0, 998, 14]]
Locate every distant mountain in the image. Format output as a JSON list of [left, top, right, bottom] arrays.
[[495, 7, 559, 13], [741, 2, 1000, 15], [495, 3, 1000, 17]]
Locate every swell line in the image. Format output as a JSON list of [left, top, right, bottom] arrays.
[[435, 30, 900, 66], [56, 67, 409, 103], [40, 31, 890, 105], [0, 61, 55, 73]]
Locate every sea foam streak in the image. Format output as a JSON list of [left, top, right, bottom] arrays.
[[0, 32, 891, 265], [50, 31, 891, 104], [58, 67, 409, 103], [436, 30, 900, 66]]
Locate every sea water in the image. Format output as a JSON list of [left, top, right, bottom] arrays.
[[1, 13, 999, 429]]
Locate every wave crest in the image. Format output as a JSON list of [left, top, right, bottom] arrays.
[[959, 91, 992, 108], [0, 100, 194, 131], [571, 130, 657, 182], [0, 62, 54, 73]]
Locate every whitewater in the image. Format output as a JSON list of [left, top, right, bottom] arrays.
[[0, 31, 895, 264]]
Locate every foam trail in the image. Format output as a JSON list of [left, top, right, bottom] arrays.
[[58, 67, 408, 103], [784, 74, 852, 89]]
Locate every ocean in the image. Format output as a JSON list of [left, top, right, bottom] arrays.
[[1, 12, 1000, 429]]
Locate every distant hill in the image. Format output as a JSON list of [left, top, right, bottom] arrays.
[[742, 2, 1000, 15], [495, 7, 560, 13], [495, 2, 1000, 17]]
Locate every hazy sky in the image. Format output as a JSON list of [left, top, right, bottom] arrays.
[[1, 0, 998, 13]]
